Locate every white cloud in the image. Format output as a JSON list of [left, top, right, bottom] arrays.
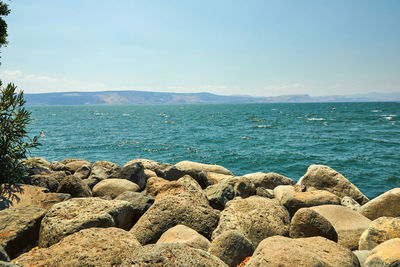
[[1, 70, 22, 79]]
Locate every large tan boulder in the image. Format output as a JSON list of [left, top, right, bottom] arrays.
[[206, 172, 233, 185], [130, 191, 220, 245], [0, 184, 70, 210], [298, 164, 369, 205], [92, 178, 139, 198], [208, 230, 254, 267], [14, 228, 141, 267], [212, 196, 290, 247], [121, 243, 228, 266], [365, 238, 400, 267], [274, 185, 341, 216], [243, 172, 294, 189], [39, 198, 135, 247], [175, 160, 233, 175], [359, 217, 400, 250], [310, 205, 372, 250], [246, 236, 360, 267], [156, 224, 211, 251], [290, 207, 338, 242], [0, 207, 47, 259], [359, 188, 400, 220]]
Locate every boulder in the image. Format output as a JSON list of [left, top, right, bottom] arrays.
[[121, 243, 228, 267], [359, 217, 400, 250], [154, 163, 186, 181], [144, 169, 157, 178], [22, 157, 51, 175], [246, 236, 360, 267], [341, 196, 361, 211], [365, 238, 400, 267], [212, 196, 290, 247], [92, 178, 139, 198], [0, 207, 47, 259], [115, 191, 154, 223], [64, 160, 91, 173], [124, 158, 161, 171], [298, 164, 369, 205], [156, 225, 211, 251], [223, 176, 255, 198], [177, 175, 203, 192], [359, 188, 400, 220], [83, 177, 103, 189], [14, 228, 141, 267], [74, 165, 91, 179], [1, 260, 22, 266], [130, 191, 220, 245], [28, 174, 59, 192], [56, 175, 92, 198], [144, 177, 186, 199], [243, 172, 294, 189], [274, 185, 341, 216], [38, 198, 135, 247], [310, 205, 372, 250], [255, 187, 274, 198], [175, 160, 233, 175], [22, 157, 50, 169], [353, 250, 371, 267], [0, 184, 70, 210], [88, 160, 120, 180], [208, 230, 254, 267], [206, 172, 233, 185], [109, 162, 147, 190], [0, 245, 10, 261], [290, 207, 338, 242], [49, 161, 67, 172], [204, 183, 234, 210]]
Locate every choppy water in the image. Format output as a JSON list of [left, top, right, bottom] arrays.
[[27, 102, 400, 199]]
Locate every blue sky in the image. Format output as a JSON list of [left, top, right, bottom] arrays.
[[1, 0, 399, 96]]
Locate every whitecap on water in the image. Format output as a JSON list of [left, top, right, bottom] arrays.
[[371, 110, 383, 112], [307, 118, 325, 121], [253, 125, 267, 128], [240, 136, 250, 139]]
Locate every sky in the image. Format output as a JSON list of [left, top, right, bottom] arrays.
[[0, 0, 399, 96]]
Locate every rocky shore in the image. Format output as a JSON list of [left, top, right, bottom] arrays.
[[1, 158, 400, 266]]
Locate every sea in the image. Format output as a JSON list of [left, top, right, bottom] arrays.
[[26, 102, 400, 199]]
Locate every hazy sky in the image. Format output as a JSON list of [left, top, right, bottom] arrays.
[[1, 0, 399, 96]]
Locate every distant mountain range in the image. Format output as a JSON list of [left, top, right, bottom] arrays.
[[24, 90, 400, 106]]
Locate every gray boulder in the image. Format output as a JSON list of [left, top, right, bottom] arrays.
[[14, 228, 141, 267], [353, 250, 371, 267], [88, 160, 120, 180], [208, 230, 254, 267], [204, 182, 234, 210], [0, 207, 46, 259], [38, 198, 135, 247], [212, 196, 290, 247], [342, 196, 361, 211], [28, 174, 59, 192], [298, 164, 369, 205], [130, 191, 220, 245], [121, 243, 228, 267], [110, 162, 147, 190]]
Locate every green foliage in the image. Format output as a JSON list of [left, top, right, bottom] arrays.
[[0, 1, 10, 48], [0, 81, 41, 184]]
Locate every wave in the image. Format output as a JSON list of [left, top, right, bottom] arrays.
[[307, 118, 325, 121]]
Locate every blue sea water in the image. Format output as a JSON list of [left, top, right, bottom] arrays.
[[27, 102, 400, 199]]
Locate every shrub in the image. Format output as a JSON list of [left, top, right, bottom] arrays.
[[0, 81, 40, 184]]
